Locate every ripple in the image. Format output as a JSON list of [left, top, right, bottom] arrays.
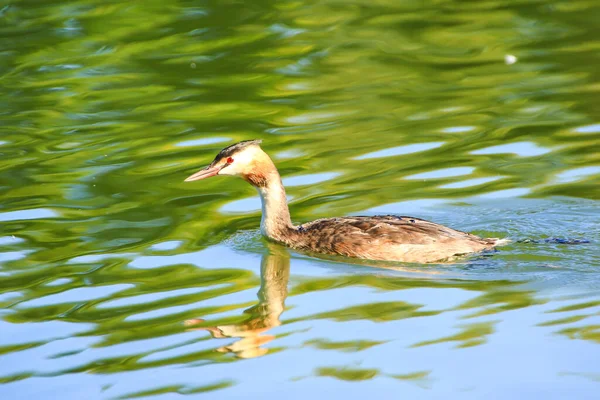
[[286, 112, 345, 125], [175, 137, 230, 147], [17, 284, 134, 308], [354, 142, 445, 160], [440, 126, 476, 133], [149, 240, 183, 251], [127, 245, 253, 269], [364, 198, 449, 215], [573, 124, 600, 134], [0, 291, 20, 303], [97, 287, 202, 309], [0, 209, 58, 222], [555, 166, 600, 183], [269, 23, 306, 39], [68, 253, 136, 264], [404, 167, 474, 180], [219, 195, 294, 213], [219, 196, 261, 213], [472, 188, 531, 199], [439, 176, 502, 189], [124, 297, 213, 322], [44, 278, 73, 287], [283, 172, 340, 187], [0, 336, 97, 378], [1, 1, 600, 396], [0, 320, 93, 346], [139, 339, 218, 363], [275, 149, 304, 159], [0, 251, 27, 263], [0, 236, 24, 245], [471, 141, 551, 157]]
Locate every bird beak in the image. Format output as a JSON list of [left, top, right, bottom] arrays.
[[184, 164, 222, 182]]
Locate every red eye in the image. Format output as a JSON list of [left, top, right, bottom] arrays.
[[227, 157, 234, 164]]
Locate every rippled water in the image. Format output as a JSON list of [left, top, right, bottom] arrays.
[[1, 0, 599, 398]]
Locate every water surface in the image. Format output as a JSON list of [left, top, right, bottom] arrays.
[[1, 0, 599, 398]]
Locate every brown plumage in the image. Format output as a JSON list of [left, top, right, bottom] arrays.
[[277, 215, 501, 263], [185, 140, 507, 263]]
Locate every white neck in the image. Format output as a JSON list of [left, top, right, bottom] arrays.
[[256, 173, 293, 241]]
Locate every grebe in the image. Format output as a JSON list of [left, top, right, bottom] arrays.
[[185, 140, 506, 263]]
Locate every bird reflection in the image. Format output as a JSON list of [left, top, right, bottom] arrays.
[[185, 242, 290, 358], [183, 240, 484, 359]]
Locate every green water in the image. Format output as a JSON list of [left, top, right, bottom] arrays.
[[1, 0, 599, 398]]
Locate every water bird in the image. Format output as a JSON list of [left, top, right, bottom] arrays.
[[185, 140, 507, 263]]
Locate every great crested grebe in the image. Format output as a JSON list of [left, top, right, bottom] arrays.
[[185, 140, 507, 263]]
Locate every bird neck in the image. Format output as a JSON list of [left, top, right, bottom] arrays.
[[245, 157, 294, 241], [256, 244, 290, 318], [257, 175, 293, 241]]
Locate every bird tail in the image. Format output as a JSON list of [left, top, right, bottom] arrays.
[[486, 238, 511, 246], [491, 238, 512, 246]]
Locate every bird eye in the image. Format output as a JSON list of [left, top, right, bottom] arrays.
[[226, 157, 234, 164]]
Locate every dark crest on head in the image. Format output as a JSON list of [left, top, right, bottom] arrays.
[[212, 139, 262, 163]]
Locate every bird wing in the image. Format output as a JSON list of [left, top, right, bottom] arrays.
[[299, 215, 480, 246]]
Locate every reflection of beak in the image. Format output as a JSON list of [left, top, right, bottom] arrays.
[[184, 164, 222, 182]]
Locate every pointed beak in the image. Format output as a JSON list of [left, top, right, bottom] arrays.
[[184, 164, 222, 182]]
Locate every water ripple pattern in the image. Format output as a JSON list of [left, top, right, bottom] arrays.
[[0, 0, 599, 399]]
